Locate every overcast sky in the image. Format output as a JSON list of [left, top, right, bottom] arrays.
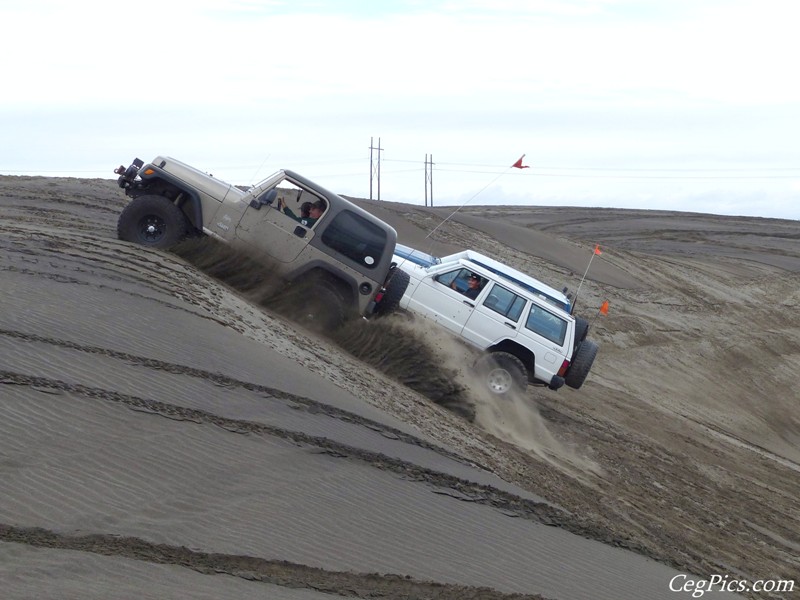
[[2, 0, 798, 219]]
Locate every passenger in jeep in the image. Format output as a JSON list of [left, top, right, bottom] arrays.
[[278, 198, 326, 228], [281, 200, 313, 225], [307, 199, 326, 225]]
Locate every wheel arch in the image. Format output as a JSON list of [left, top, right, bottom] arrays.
[[290, 265, 356, 308], [131, 170, 204, 233], [486, 339, 535, 381]]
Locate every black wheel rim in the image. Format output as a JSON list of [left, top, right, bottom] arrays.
[[137, 214, 166, 242]]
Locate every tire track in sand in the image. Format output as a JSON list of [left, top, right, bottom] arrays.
[[0, 367, 659, 563], [0, 369, 571, 528], [0, 524, 549, 600]]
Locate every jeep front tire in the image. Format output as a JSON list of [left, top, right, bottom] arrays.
[[117, 195, 189, 248]]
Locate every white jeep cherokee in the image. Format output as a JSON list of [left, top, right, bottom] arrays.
[[392, 244, 598, 395]]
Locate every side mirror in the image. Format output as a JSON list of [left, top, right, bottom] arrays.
[[249, 189, 278, 210]]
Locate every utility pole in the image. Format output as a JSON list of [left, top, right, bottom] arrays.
[[424, 153, 434, 207], [369, 137, 383, 200]]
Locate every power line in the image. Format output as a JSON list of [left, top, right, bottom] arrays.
[[518, 166, 800, 172], [5, 155, 798, 183], [434, 167, 800, 180], [380, 158, 800, 180], [384, 157, 800, 172]]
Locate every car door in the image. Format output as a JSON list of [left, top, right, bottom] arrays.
[[406, 267, 481, 334], [235, 180, 316, 263], [462, 282, 526, 348]]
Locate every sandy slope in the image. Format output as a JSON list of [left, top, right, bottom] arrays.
[[1, 175, 798, 599]]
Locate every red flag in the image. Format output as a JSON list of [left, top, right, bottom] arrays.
[[511, 154, 529, 169], [594, 244, 602, 255], [599, 300, 609, 316]]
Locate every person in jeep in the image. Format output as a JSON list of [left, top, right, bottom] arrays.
[[282, 200, 312, 225], [452, 272, 483, 300], [278, 198, 327, 227], [307, 199, 326, 225]]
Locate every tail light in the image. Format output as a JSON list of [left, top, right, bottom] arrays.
[[557, 359, 570, 377]]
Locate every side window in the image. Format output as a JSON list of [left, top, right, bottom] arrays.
[[320, 210, 386, 269], [272, 183, 324, 228], [525, 304, 568, 345], [482, 284, 526, 322], [436, 268, 473, 291], [273, 184, 302, 210], [435, 269, 487, 299], [434, 268, 461, 288]]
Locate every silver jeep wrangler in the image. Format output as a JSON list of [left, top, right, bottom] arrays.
[[114, 156, 409, 329]]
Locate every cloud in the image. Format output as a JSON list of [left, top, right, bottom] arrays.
[[2, 0, 799, 219]]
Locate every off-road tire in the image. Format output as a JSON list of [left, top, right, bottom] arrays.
[[118, 195, 189, 249], [296, 282, 346, 334], [375, 267, 411, 316], [474, 351, 528, 395], [565, 339, 598, 389], [573, 316, 590, 348]]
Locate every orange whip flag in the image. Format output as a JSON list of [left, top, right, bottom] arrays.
[[572, 244, 603, 314], [512, 154, 529, 169]]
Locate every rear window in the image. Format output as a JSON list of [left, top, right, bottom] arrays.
[[525, 304, 568, 345], [321, 210, 386, 269]]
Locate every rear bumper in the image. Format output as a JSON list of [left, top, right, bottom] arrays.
[[548, 375, 565, 390]]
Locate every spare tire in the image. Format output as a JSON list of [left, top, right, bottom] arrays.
[[565, 340, 598, 389], [573, 316, 590, 348], [375, 267, 410, 316]]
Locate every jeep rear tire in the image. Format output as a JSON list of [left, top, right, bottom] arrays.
[[118, 195, 189, 249], [565, 340, 598, 389], [375, 267, 411, 316], [297, 282, 345, 334], [475, 351, 528, 395]]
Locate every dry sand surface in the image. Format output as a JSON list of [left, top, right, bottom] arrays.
[[1, 175, 798, 599]]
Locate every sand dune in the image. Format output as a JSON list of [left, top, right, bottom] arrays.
[[1, 175, 798, 599]]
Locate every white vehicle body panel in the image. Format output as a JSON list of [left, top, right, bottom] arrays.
[[394, 250, 577, 387]]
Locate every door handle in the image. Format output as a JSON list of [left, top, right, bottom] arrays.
[[293, 226, 307, 238], [462, 300, 475, 307], [504, 322, 516, 330]]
